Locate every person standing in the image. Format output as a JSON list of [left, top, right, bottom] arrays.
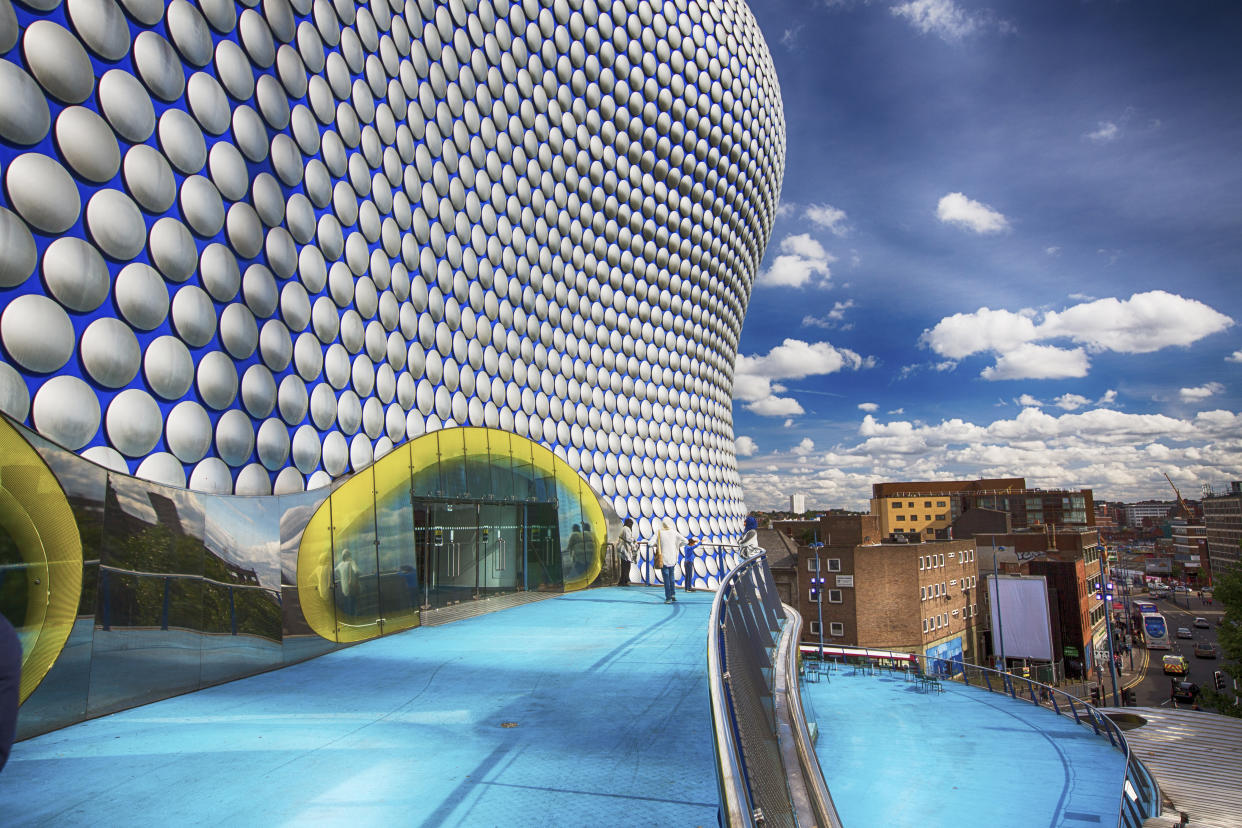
[[616, 518, 636, 586], [335, 548, 359, 617], [653, 519, 685, 604], [683, 536, 700, 593]]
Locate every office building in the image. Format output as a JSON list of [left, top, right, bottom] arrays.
[[871, 478, 1094, 541], [1203, 482, 1242, 574]]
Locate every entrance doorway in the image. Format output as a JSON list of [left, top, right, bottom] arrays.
[[416, 500, 562, 611]]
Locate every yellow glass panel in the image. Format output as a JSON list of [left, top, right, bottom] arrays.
[[0, 417, 83, 702], [372, 442, 418, 635], [328, 467, 382, 643], [296, 426, 608, 643], [296, 493, 338, 641]]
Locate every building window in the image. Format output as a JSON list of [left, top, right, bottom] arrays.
[[826, 558, 841, 572], [807, 558, 819, 572], [924, 514, 932, 521], [920, 586, 927, 600], [919, 556, 924, 570], [939, 554, 945, 566], [937, 513, 948, 521], [809, 621, 821, 635], [830, 622, 845, 637], [893, 502, 902, 509], [923, 618, 929, 633], [828, 589, 843, 603], [937, 501, 946, 507], [896, 515, 905, 522], [809, 589, 820, 603], [908, 501, 915, 508]]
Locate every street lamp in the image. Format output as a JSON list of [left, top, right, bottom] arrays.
[[810, 536, 825, 665], [1094, 577, 1121, 706]]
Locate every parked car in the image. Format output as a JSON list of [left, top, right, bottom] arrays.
[[1162, 655, 1189, 675], [1194, 617, 1210, 628], [1171, 680, 1199, 704], [1193, 642, 1217, 659]]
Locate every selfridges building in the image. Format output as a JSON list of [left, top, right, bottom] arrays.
[[0, 0, 783, 729]]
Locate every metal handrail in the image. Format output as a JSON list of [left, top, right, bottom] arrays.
[[899, 655, 1161, 827], [708, 550, 843, 828]]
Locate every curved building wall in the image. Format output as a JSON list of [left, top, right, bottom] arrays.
[[0, 0, 784, 550]]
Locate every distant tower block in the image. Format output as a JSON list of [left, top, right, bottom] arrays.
[[791, 493, 807, 515]]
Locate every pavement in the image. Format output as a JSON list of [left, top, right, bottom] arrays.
[[2, 585, 1142, 827]]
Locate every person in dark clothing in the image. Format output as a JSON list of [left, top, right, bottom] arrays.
[[1, 613, 21, 773], [683, 536, 700, 593]]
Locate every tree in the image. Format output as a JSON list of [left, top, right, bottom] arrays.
[[1200, 566, 1242, 717]]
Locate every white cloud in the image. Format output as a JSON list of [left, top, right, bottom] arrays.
[[858, 402, 879, 412], [804, 204, 850, 236], [921, 291, 1234, 380], [981, 344, 1089, 380], [735, 338, 875, 417], [739, 406, 1242, 511], [936, 192, 1009, 234], [735, 436, 758, 457], [890, 0, 979, 40], [920, 307, 1039, 359], [746, 396, 805, 417], [1086, 121, 1119, 143], [1038, 291, 1233, 354], [1097, 389, 1118, 406], [1226, 350, 1242, 363], [1179, 382, 1224, 402], [1045, 246, 1062, 257], [759, 234, 836, 288], [792, 438, 815, 456], [1017, 394, 1044, 407], [1054, 393, 1091, 411], [803, 300, 855, 329]]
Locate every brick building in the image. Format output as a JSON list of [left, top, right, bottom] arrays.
[[790, 515, 982, 670], [961, 523, 1104, 679], [870, 478, 1094, 542]]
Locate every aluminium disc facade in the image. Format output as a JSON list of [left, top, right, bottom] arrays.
[[0, 0, 784, 548]]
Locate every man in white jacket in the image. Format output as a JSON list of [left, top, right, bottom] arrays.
[[652, 519, 686, 604]]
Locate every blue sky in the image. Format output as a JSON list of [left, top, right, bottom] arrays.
[[734, 0, 1242, 510]]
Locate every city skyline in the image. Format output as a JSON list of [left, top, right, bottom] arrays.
[[734, 0, 1242, 511]]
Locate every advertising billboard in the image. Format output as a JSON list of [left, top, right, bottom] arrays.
[[987, 575, 1054, 662]]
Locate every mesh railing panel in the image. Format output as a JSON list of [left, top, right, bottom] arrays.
[[723, 600, 795, 828]]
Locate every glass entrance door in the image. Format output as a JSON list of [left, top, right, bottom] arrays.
[[478, 504, 521, 598], [421, 502, 479, 610], [415, 500, 564, 610]]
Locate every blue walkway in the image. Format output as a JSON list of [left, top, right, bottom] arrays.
[[3, 588, 1127, 827], [2, 588, 720, 827], [805, 667, 1128, 827]]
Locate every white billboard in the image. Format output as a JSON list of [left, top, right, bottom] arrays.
[[987, 575, 1054, 662]]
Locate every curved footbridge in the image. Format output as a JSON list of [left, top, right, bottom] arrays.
[[4, 587, 1137, 827]]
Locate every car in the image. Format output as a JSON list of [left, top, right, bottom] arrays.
[[1171, 680, 1199, 704], [1193, 642, 1217, 658], [1194, 617, 1210, 628], [1162, 655, 1189, 675], [1176, 626, 1193, 639]]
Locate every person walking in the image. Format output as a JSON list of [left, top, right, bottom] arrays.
[[616, 518, 636, 586], [652, 519, 685, 604], [683, 536, 700, 593], [334, 548, 359, 617]]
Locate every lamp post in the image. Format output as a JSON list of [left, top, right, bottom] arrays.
[[992, 541, 1007, 673], [811, 533, 825, 664], [1095, 576, 1121, 707]]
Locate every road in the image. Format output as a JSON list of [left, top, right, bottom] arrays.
[[1127, 591, 1226, 710]]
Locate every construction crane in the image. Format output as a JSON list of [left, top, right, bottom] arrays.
[[1163, 472, 1192, 519]]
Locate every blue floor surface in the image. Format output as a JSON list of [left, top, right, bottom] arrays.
[[4, 588, 1129, 827], [804, 666, 1128, 827], [2, 588, 719, 827]]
